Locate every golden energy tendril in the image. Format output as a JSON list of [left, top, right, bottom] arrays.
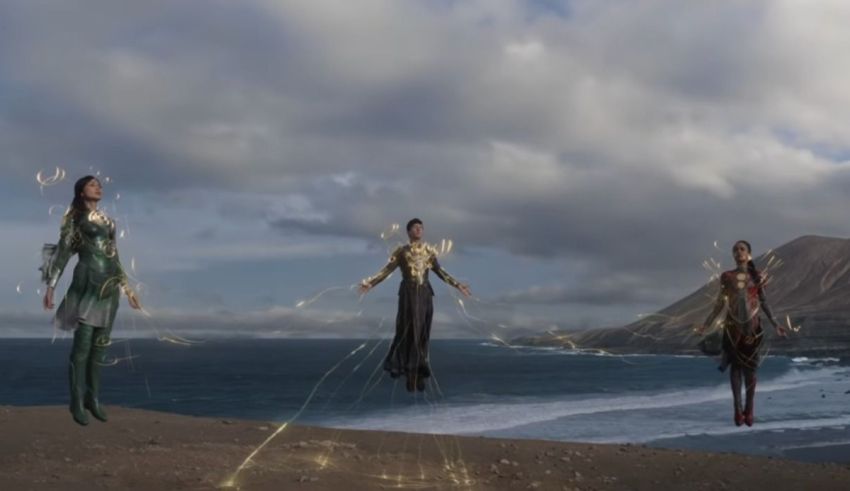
[[222, 342, 369, 489], [380, 223, 401, 241], [295, 286, 347, 309], [36, 167, 67, 191]]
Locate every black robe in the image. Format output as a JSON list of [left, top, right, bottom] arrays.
[[362, 242, 460, 378]]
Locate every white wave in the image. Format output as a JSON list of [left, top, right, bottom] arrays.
[[325, 366, 849, 436], [478, 342, 505, 348], [625, 416, 850, 445], [485, 344, 702, 359], [791, 356, 841, 364], [779, 436, 850, 452]]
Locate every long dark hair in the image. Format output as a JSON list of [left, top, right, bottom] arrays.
[[69, 175, 99, 223], [734, 240, 762, 285]]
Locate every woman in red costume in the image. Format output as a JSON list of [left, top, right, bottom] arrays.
[[700, 240, 787, 427]]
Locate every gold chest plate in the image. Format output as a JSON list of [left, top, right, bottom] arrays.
[[404, 243, 436, 285]]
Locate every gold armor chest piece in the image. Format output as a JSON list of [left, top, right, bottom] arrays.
[[404, 242, 436, 285], [77, 210, 117, 258]]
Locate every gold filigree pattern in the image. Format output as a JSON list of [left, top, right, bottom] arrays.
[[404, 242, 437, 285], [87, 209, 110, 226]]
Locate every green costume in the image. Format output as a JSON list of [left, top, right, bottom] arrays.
[[46, 209, 128, 425]]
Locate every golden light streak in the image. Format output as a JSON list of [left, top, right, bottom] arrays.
[[131, 305, 205, 346], [436, 239, 454, 257], [317, 323, 389, 421], [487, 333, 513, 348], [161, 334, 204, 346], [424, 374, 475, 489], [100, 355, 141, 367], [295, 286, 347, 309], [544, 330, 578, 349], [36, 167, 66, 190], [380, 223, 400, 240], [785, 315, 802, 333], [623, 325, 665, 342], [223, 342, 369, 488], [48, 205, 67, 216], [454, 297, 491, 326]]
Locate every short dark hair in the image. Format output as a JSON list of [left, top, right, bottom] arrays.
[[406, 218, 423, 231]]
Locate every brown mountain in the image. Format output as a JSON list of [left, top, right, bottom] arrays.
[[515, 235, 850, 358]]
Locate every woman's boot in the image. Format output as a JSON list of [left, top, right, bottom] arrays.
[[69, 325, 92, 426], [84, 329, 109, 422]]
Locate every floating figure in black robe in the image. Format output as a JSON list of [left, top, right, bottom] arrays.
[[359, 219, 471, 392], [699, 240, 787, 427]]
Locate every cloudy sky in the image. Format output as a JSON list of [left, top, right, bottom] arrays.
[[2, 0, 849, 338]]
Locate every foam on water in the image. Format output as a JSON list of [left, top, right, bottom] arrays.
[[325, 365, 850, 436]]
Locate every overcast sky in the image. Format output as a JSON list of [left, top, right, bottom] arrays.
[[2, 0, 849, 338]]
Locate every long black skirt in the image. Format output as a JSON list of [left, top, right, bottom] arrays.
[[384, 282, 434, 379]]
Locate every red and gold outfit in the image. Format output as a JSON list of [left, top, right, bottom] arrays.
[[703, 266, 780, 423]]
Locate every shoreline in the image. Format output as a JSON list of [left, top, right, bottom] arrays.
[[508, 340, 850, 362], [2, 405, 850, 490], [2, 336, 847, 362]]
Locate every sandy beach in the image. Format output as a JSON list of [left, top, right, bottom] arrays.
[[1, 405, 849, 490]]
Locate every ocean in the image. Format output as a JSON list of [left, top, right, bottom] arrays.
[[2, 338, 849, 463]]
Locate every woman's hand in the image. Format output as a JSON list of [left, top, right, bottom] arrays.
[[126, 289, 142, 310], [457, 284, 471, 297], [358, 283, 372, 295], [774, 324, 788, 338], [43, 287, 55, 310]]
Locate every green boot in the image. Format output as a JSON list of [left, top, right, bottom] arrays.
[[84, 328, 109, 422], [69, 325, 92, 426]]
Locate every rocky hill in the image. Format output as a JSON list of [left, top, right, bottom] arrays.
[[514, 236, 850, 358]]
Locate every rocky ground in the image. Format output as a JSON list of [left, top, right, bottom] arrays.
[[1, 406, 849, 490]]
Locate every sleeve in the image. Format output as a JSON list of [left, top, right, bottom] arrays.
[[758, 285, 780, 328], [430, 253, 460, 288], [702, 274, 727, 329], [46, 216, 78, 288], [361, 247, 401, 288], [109, 220, 130, 289]]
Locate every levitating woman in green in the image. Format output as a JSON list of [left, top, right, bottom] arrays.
[[42, 175, 141, 426]]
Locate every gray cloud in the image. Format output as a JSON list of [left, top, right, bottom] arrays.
[[2, 1, 850, 329], [496, 276, 676, 306]]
